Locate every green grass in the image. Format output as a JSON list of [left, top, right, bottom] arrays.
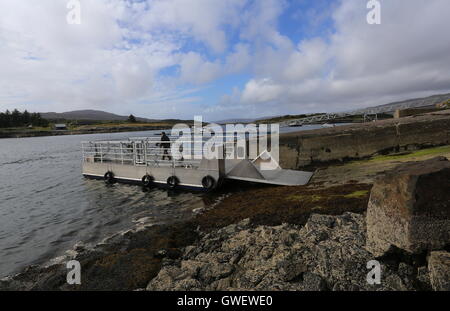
[[0, 126, 51, 132], [286, 194, 323, 202], [288, 190, 370, 202], [344, 190, 369, 198], [369, 145, 450, 163]]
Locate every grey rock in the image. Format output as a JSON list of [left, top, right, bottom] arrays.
[[278, 256, 306, 282], [332, 281, 362, 291], [192, 208, 205, 215], [366, 157, 450, 257], [301, 272, 327, 291], [428, 251, 450, 291], [147, 212, 429, 291], [416, 266, 431, 290], [198, 263, 234, 283], [398, 263, 414, 278], [383, 274, 409, 291]]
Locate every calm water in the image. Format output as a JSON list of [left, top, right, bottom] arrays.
[[0, 130, 216, 278], [0, 124, 337, 277]]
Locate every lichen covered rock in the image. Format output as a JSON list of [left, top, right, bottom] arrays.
[[428, 251, 450, 291], [366, 157, 450, 257], [147, 213, 425, 291]]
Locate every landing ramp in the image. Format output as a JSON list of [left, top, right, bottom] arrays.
[[225, 159, 313, 186]]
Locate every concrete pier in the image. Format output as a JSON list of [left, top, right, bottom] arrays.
[[279, 110, 450, 168]]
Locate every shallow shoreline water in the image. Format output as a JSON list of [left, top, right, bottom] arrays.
[[1, 124, 331, 278], [0, 125, 171, 139], [0, 130, 215, 278]]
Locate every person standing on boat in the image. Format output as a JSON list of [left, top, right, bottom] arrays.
[[160, 132, 172, 161]]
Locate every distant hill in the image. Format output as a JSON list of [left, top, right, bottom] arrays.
[[213, 115, 283, 124], [40, 110, 155, 122], [214, 118, 257, 124], [370, 93, 450, 112], [252, 92, 450, 124], [39, 93, 450, 124]]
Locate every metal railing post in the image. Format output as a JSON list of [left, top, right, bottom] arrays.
[[120, 143, 124, 165]]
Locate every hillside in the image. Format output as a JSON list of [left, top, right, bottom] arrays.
[[40, 93, 450, 124], [256, 92, 450, 124], [40, 110, 155, 122], [371, 92, 450, 111]]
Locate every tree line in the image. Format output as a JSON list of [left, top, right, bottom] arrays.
[[0, 109, 49, 128]]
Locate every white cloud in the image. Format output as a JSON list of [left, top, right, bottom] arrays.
[[241, 78, 283, 104], [179, 52, 221, 85], [0, 0, 247, 115], [281, 38, 329, 82], [136, 0, 246, 54], [240, 0, 291, 50], [227, 0, 450, 116], [225, 43, 251, 74], [1, 0, 450, 120]]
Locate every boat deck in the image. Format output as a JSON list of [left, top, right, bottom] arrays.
[[81, 136, 313, 190]]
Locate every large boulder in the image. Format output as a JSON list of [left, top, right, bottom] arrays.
[[428, 251, 450, 291], [366, 157, 450, 257]]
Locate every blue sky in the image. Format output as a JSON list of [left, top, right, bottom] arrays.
[[1, 0, 450, 121]]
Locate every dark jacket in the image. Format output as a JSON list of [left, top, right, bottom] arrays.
[[161, 134, 170, 148]]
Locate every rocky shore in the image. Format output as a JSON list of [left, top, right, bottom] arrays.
[[1, 114, 449, 291], [0, 182, 372, 291], [149, 157, 450, 291], [148, 213, 427, 291]]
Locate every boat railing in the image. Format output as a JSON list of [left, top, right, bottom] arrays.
[[82, 132, 269, 168], [81, 139, 213, 168], [130, 135, 259, 158]]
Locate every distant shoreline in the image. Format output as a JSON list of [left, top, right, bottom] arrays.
[[0, 122, 353, 139], [0, 124, 171, 139]]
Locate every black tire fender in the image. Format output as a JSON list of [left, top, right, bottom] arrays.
[[104, 171, 115, 184], [142, 174, 154, 187], [167, 176, 179, 189], [202, 175, 216, 190]]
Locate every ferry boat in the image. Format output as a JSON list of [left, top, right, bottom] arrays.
[[81, 134, 313, 191]]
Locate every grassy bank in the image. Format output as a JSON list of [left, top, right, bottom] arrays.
[[0, 122, 183, 138], [311, 145, 450, 186]]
